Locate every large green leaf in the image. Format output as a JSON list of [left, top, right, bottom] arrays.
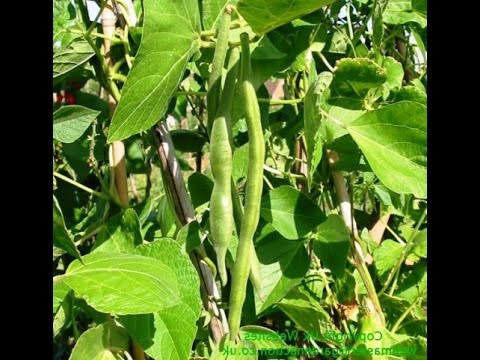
[[260, 186, 326, 239], [56, 252, 182, 315], [92, 208, 143, 253], [255, 233, 310, 313], [237, 0, 337, 35], [108, 0, 201, 142], [53, 40, 94, 79], [384, 0, 427, 28], [69, 321, 129, 360], [118, 239, 202, 360], [313, 214, 350, 277], [53, 196, 82, 261], [347, 101, 427, 198], [53, 105, 100, 143]]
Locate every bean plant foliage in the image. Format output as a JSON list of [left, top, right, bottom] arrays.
[[53, 0, 427, 359]]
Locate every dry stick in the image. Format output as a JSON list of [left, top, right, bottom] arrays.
[[369, 212, 391, 245], [153, 122, 229, 343], [101, 2, 143, 358], [102, 1, 129, 207], [326, 150, 385, 326]]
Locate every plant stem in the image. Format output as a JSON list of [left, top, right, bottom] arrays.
[[346, 1, 354, 40], [53, 172, 109, 200], [390, 296, 422, 333], [102, 0, 130, 209], [74, 224, 106, 247], [379, 207, 427, 296], [326, 150, 384, 325], [257, 97, 304, 105], [388, 267, 401, 296], [111, 73, 127, 82]]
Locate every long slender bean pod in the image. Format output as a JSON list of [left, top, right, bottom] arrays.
[[228, 32, 265, 341], [207, 7, 232, 136], [209, 48, 239, 286], [231, 180, 265, 301]]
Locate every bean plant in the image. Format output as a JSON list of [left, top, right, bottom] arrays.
[[53, 0, 427, 359]]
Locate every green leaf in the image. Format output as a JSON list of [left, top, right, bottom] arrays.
[[251, 36, 287, 60], [313, 214, 350, 277], [156, 195, 178, 237], [119, 239, 202, 360], [53, 0, 76, 46], [383, 57, 404, 90], [188, 172, 214, 208], [57, 252, 182, 315], [233, 143, 250, 181], [347, 101, 427, 198], [331, 58, 387, 100], [277, 288, 342, 345], [53, 295, 70, 337], [170, 129, 208, 152], [373, 240, 403, 283], [53, 105, 100, 143], [255, 235, 310, 313], [411, 229, 427, 258], [390, 86, 427, 105], [396, 261, 426, 303], [108, 0, 201, 142], [202, 0, 238, 30], [125, 138, 146, 174], [247, 24, 313, 89], [53, 40, 95, 79], [239, 325, 298, 355], [53, 196, 82, 261], [304, 72, 333, 189], [260, 186, 326, 239], [351, 312, 383, 360], [237, 0, 337, 35], [69, 321, 129, 360], [334, 271, 358, 304], [53, 281, 71, 314], [384, 0, 427, 28], [133, 197, 154, 226], [92, 208, 143, 254], [176, 220, 202, 252]]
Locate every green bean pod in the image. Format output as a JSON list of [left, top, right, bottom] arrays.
[[231, 179, 265, 301], [209, 49, 240, 287], [209, 124, 233, 286], [207, 8, 231, 136], [228, 32, 266, 341]]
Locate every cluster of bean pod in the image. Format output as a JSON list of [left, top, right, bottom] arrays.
[[206, 9, 265, 342]]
